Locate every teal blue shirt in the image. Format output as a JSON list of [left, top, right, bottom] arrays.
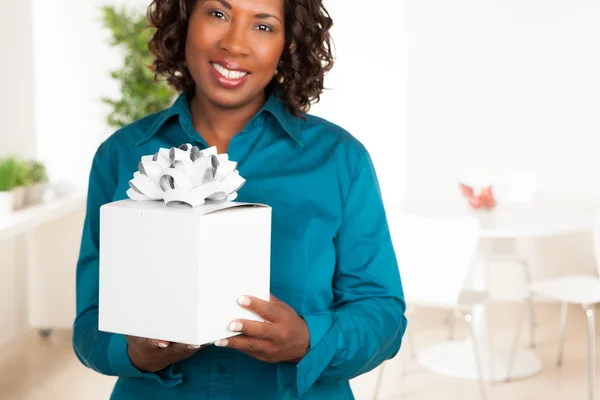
[[73, 91, 406, 399]]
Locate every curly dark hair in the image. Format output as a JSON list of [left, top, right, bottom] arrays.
[[147, 0, 335, 117]]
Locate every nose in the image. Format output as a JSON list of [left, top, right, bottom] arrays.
[[218, 23, 250, 56]]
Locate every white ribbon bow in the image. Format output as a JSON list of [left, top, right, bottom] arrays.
[[126, 144, 245, 208]]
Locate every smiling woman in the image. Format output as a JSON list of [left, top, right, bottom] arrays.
[[72, 0, 406, 399], [148, 0, 333, 118], [185, 0, 287, 107]]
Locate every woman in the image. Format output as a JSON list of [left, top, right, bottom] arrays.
[[73, 0, 406, 398]]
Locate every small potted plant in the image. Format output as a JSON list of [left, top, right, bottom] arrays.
[[0, 158, 17, 215], [24, 160, 49, 206], [11, 157, 31, 210], [0, 157, 30, 215]]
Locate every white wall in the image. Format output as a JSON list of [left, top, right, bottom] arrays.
[[406, 0, 600, 205], [0, 0, 36, 159], [406, 1, 600, 300], [311, 0, 407, 207], [32, 0, 150, 188]]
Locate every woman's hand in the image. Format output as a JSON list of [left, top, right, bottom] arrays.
[[215, 295, 310, 363], [126, 336, 206, 373]]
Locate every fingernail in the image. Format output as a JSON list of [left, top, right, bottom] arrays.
[[214, 339, 229, 347], [237, 295, 251, 307], [188, 344, 201, 349], [157, 342, 169, 348], [229, 321, 243, 332]]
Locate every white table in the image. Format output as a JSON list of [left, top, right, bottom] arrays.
[[0, 192, 87, 336], [401, 201, 593, 382]]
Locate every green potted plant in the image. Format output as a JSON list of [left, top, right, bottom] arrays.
[[0, 158, 18, 216], [100, 5, 176, 129], [24, 160, 49, 206], [0, 156, 31, 214]]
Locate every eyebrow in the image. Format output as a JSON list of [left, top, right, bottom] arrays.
[[256, 13, 282, 23], [208, 0, 282, 24], [213, 0, 232, 9]]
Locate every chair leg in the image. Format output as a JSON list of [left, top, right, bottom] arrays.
[[406, 325, 417, 360], [373, 323, 415, 400], [584, 305, 595, 400], [556, 302, 569, 367], [520, 259, 537, 329], [526, 292, 536, 348], [464, 312, 487, 400], [372, 361, 386, 400], [506, 298, 528, 382], [448, 312, 456, 340], [444, 310, 452, 325]]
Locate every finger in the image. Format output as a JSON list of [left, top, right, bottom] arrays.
[[216, 335, 269, 355], [146, 337, 171, 349], [228, 319, 276, 340], [126, 335, 170, 349], [169, 342, 204, 353], [238, 295, 280, 322]]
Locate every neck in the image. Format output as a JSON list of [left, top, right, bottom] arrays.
[[189, 89, 267, 151]]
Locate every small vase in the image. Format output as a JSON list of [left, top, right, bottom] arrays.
[[25, 183, 46, 207], [11, 186, 26, 211]]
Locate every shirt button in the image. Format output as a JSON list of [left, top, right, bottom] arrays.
[[217, 364, 227, 374]]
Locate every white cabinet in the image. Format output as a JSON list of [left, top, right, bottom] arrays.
[[0, 194, 86, 346]]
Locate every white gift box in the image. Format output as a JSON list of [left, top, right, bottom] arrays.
[[98, 199, 272, 346]]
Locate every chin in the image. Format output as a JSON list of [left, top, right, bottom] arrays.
[[211, 91, 250, 109], [208, 86, 265, 110]]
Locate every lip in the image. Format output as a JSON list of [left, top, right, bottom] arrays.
[[210, 61, 251, 89]]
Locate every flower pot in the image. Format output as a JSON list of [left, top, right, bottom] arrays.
[[24, 183, 46, 207], [0, 191, 12, 217], [11, 186, 26, 211]]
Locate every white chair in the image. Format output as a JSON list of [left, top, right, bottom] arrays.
[[374, 211, 488, 400], [507, 213, 600, 400]]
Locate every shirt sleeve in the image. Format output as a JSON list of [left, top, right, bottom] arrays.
[[71, 146, 182, 386], [280, 150, 407, 396]]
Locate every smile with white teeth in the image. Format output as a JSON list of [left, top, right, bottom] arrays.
[[212, 63, 248, 80]]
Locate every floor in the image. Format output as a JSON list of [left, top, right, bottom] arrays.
[[0, 303, 596, 400]]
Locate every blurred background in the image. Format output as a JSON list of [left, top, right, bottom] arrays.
[[1, 0, 600, 399]]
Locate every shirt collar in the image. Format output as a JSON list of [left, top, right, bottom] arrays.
[[135, 90, 304, 148], [262, 91, 304, 148], [134, 92, 191, 146]]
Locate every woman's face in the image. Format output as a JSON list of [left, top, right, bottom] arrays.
[[186, 0, 285, 109]]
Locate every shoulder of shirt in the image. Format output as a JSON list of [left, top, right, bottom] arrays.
[[94, 109, 169, 160], [300, 112, 368, 160]]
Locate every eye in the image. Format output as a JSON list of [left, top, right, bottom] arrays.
[[210, 10, 227, 20], [256, 24, 273, 32]]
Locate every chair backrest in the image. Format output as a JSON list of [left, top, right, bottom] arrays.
[[389, 211, 481, 307]]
